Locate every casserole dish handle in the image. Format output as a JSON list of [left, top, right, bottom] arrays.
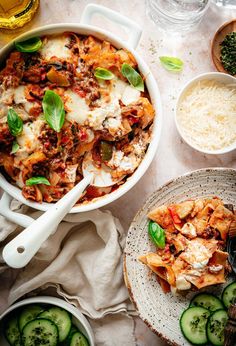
[[80, 4, 142, 49], [0, 192, 34, 228]]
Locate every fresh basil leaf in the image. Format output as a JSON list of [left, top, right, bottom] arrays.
[[26, 176, 50, 186], [15, 37, 42, 53], [159, 56, 184, 72], [94, 67, 114, 80], [121, 63, 144, 92], [42, 90, 65, 132], [148, 220, 165, 249], [11, 141, 19, 154], [7, 108, 23, 136]]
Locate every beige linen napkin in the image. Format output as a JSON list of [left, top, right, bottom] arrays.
[[0, 201, 136, 345]]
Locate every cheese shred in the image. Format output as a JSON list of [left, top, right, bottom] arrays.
[[177, 80, 236, 151]]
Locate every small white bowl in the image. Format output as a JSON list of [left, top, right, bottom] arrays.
[[0, 296, 95, 346], [175, 72, 236, 155]]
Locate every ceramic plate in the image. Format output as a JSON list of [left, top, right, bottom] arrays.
[[124, 168, 236, 346]]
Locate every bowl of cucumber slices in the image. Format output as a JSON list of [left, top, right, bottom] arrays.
[[0, 296, 95, 346]]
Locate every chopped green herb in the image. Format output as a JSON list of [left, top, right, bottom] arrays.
[[220, 32, 236, 76]]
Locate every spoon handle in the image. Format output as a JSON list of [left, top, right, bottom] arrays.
[[2, 174, 93, 269]]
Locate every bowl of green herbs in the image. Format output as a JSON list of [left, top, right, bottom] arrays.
[[211, 19, 236, 77]]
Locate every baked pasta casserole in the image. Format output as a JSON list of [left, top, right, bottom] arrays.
[[139, 197, 235, 293], [0, 33, 155, 203]]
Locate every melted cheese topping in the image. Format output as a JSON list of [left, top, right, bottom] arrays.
[[108, 149, 141, 172], [16, 119, 44, 157], [111, 78, 140, 105], [64, 90, 123, 131], [177, 80, 236, 151], [0, 86, 35, 121], [180, 238, 217, 269], [40, 35, 71, 60], [0, 87, 14, 119], [13, 85, 36, 114], [88, 98, 121, 130], [64, 90, 89, 124]]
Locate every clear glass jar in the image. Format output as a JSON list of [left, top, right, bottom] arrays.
[[146, 0, 210, 33], [0, 0, 39, 29]]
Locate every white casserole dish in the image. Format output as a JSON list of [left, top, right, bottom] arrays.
[[0, 4, 162, 226]]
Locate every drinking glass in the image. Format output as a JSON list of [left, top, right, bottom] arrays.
[[212, 0, 236, 9], [146, 0, 210, 33]]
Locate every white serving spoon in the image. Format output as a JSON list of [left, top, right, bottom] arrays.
[[2, 154, 123, 269]]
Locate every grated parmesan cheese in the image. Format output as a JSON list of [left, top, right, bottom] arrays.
[[177, 80, 236, 151]]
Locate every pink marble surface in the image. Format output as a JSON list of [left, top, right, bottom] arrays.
[[0, 1, 235, 345]]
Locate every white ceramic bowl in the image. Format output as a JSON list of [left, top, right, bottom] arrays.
[[0, 4, 162, 215], [0, 296, 95, 346], [175, 72, 236, 155]]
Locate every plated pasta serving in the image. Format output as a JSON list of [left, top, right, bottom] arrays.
[[139, 197, 235, 293], [124, 169, 236, 345], [0, 32, 155, 204]]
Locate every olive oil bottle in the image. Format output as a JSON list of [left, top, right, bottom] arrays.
[[0, 0, 39, 29]]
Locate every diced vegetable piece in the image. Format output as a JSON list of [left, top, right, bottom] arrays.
[[180, 306, 210, 345], [222, 281, 236, 308], [175, 201, 194, 219], [26, 176, 50, 186], [70, 331, 89, 346], [190, 293, 224, 312], [168, 206, 182, 224], [39, 307, 71, 342], [47, 67, 70, 86], [22, 318, 58, 346], [206, 309, 228, 346], [4, 314, 21, 346], [100, 141, 113, 161], [19, 304, 45, 331]]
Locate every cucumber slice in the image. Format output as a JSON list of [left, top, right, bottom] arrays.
[[4, 314, 21, 346], [190, 293, 224, 312], [222, 281, 236, 308], [70, 331, 89, 346], [39, 307, 71, 342], [22, 318, 58, 346], [180, 306, 210, 345], [19, 304, 44, 331], [207, 309, 228, 346], [61, 325, 79, 345]]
